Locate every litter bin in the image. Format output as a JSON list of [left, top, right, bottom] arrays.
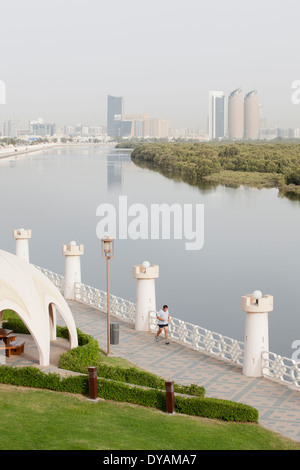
[[110, 322, 120, 345]]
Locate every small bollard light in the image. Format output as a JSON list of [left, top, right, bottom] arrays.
[[165, 381, 175, 414], [88, 366, 98, 401], [253, 290, 263, 305]]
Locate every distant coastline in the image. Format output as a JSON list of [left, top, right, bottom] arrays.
[[0, 141, 115, 160]]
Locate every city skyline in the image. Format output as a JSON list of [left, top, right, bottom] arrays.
[[0, 0, 300, 131]]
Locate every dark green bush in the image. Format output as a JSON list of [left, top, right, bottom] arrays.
[[0, 365, 258, 422], [285, 167, 300, 185], [0, 365, 89, 394], [0, 310, 258, 422], [2, 315, 29, 334], [2, 313, 205, 397], [93, 364, 205, 397], [58, 327, 99, 370], [174, 395, 259, 422], [57, 332, 205, 398]]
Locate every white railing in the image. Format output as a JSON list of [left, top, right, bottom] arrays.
[[262, 351, 300, 389], [36, 266, 300, 390], [34, 265, 64, 293], [149, 309, 244, 366], [73, 282, 244, 366], [74, 282, 136, 323]]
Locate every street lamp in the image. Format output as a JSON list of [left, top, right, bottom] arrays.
[[101, 236, 114, 355]]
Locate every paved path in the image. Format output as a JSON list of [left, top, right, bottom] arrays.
[[2, 299, 300, 443]]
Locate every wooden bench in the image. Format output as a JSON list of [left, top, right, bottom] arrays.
[[3, 334, 17, 345], [4, 341, 25, 358]]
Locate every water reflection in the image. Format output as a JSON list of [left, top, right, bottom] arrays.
[[107, 152, 125, 190], [278, 190, 300, 203]]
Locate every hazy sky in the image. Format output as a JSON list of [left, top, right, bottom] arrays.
[[1, 0, 300, 129]]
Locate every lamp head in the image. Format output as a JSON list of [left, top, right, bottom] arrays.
[[252, 290, 263, 300], [101, 236, 114, 259]]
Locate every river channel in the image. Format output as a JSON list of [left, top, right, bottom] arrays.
[[0, 145, 299, 358]]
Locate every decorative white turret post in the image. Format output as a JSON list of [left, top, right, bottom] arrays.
[[13, 228, 32, 262], [241, 290, 273, 377], [132, 261, 159, 331], [62, 241, 84, 300]]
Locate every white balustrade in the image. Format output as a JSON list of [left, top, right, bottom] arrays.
[[262, 351, 300, 389], [74, 282, 136, 323], [34, 265, 64, 293], [73, 281, 244, 366], [36, 265, 300, 390]]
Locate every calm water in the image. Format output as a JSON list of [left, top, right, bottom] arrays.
[[1, 145, 300, 358]]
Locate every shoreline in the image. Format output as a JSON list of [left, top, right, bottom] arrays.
[[0, 142, 115, 160], [0, 143, 59, 160]]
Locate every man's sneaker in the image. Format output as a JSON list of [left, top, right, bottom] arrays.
[[165, 341, 170, 345], [155, 337, 159, 342]]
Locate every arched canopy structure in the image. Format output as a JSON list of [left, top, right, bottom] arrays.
[[0, 249, 78, 366]]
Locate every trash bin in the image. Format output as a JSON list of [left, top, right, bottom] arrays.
[[110, 322, 120, 345]]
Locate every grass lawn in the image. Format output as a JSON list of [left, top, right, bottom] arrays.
[[0, 384, 299, 450]]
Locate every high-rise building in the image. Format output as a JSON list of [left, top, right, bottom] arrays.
[[122, 114, 150, 138], [2, 119, 19, 137], [244, 90, 259, 140], [122, 113, 169, 138], [107, 95, 132, 138], [228, 88, 244, 140], [29, 118, 56, 137], [107, 95, 123, 137], [143, 117, 169, 138], [208, 91, 225, 140]]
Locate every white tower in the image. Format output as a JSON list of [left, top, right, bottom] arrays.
[[13, 228, 32, 262], [62, 241, 84, 300], [132, 261, 159, 331], [241, 291, 273, 377]]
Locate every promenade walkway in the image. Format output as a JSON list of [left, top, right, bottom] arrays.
[[2, 299, 300, 444]]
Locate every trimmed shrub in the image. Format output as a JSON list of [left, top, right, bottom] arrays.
[[57, 326, 99, 370], [0, 365, 258, 422], [0, 310, 258, 422], [2, 315, 29, 334], [174, 395, 259, 422], [2, 314, 205, 397], [57, 330, 205, 398]]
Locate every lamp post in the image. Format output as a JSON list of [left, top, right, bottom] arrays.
[[101, 236, 114, 356]]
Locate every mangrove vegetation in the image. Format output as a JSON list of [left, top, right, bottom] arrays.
[[123, 141, 300, 197]]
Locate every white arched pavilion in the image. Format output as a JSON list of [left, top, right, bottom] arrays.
[[0, 249, 78, 366]]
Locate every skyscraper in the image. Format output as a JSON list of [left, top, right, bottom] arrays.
[[244, 90, 259, 140], [228, 88, 244, 140], [208, 91, 225, 140], [107, 95, 123, 137]]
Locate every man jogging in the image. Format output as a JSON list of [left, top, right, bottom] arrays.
[[155, 305, 170, 344]]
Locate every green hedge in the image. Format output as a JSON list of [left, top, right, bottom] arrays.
[[57, 326, 100, 369], [0, 365, 89, 395], [1, 311, 259, 422], [61, 359, 205, 398], [2, 315, 29, 335], [58, 329, 205, 398], [95, 365, 206, 398], [0, 365, 258, 422], [2, 314, 205, 397]]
